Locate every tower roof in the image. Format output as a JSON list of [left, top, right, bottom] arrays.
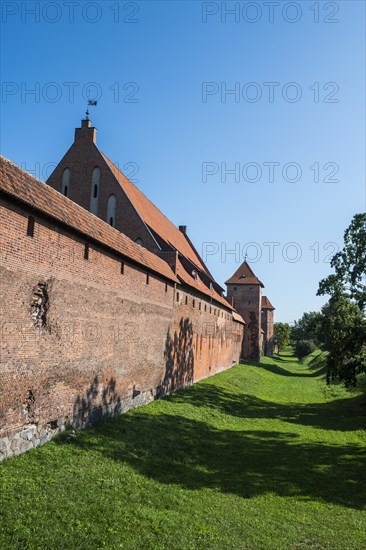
[[262, 296, 275, 310], [225, 261, 264, 287]]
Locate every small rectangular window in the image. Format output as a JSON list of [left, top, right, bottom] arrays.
[[27, 216, 35, 238], [121, 261, 125, 274], [165, 283, 168, 293], [205, 305, 207, 312], [185, 296, 188, 305], [192, 299, 195, 309], [176, 292, 180, 302], [84, 243, 89, 260], [146, 273, 150, 285], [199, 302, 201, 311]]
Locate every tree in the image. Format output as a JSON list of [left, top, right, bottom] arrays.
[[317, 213, 366, 385], [321, 294, 366, 386], [294, 340, 317, 360], [318, 213, 366, 310], [292, 311, 324, 345], [274, 322, 292, 351]]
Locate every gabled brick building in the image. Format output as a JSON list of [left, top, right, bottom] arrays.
[[46, 118, 223, 298], [0, 118, 274, 461]]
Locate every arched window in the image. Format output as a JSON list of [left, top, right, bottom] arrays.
[[106, 194, 116, 227], [61, 168, 70, 197], [90, 167, 100, 215]]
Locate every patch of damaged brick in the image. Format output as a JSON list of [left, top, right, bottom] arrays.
[[30, 282, 50, 330]]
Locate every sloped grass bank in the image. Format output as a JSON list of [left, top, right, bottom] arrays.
[[1, 351, 365, 549]]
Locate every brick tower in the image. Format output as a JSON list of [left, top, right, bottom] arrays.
[[261, 296, 275, 356], [225, 261, 264, 362]]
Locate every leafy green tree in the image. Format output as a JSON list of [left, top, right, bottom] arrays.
[[294, 340, 317, 360], [321, 294, 366, 386], [274, 322, 292, 351], [317, 213, 366, 385], [318, 213, 366, 310], [292, 311, 324, 345]]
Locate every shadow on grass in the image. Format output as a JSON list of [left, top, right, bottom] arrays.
[[60, 410, 366, 511], [168, 382, 366, 433], [258, 361, 327, 379], [272, 354, 298, 364]]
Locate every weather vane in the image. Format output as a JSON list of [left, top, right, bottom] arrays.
[[85, 99, 97, 120]]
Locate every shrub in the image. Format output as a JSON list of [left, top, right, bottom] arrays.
[[295, 340, 317, 360]]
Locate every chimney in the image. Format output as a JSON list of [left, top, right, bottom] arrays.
[[74, 118, 97, 144], [179, 225, 187, 234]]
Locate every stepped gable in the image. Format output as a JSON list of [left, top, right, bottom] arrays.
[[0, 156, 179, 284]]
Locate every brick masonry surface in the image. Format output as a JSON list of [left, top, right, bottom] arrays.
[[0, 197, 243, 461]]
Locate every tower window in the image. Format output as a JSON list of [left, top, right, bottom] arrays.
[[90, 167, 100, 215], [27, 215, 35, 237], [61, 167, 70, 197], [107, 194, 116, 228]]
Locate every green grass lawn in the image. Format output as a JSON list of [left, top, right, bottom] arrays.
[[1, 351, 365, 549]]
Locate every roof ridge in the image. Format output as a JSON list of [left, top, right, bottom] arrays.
[[101, 152, 210, 275], [0, 155, 178, 284]]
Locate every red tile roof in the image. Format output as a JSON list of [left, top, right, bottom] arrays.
[[232, 311, 245, 325], [175, 258, 234, 310], [102, 153, 211, 275], [262, 296, 275, 310], [0, 156, 179, 283], [225, 261, 264, 287]]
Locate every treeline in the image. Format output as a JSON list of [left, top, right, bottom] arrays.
[[274, 213, 366, 387]]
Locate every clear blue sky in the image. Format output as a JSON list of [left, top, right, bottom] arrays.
[[1, 1, 365, 322]]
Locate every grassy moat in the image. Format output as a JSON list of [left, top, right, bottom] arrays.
[[1, 350, 365, 549]]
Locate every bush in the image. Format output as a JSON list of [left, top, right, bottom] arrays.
[[295, 340, 317, 360]]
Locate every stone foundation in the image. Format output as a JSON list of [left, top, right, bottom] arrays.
[[0, 387, 159, 462]]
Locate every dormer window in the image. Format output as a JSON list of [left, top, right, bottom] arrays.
[[61, 168, 70, 197]]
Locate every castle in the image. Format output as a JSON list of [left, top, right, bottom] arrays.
[[0, 118, 274, 460]]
